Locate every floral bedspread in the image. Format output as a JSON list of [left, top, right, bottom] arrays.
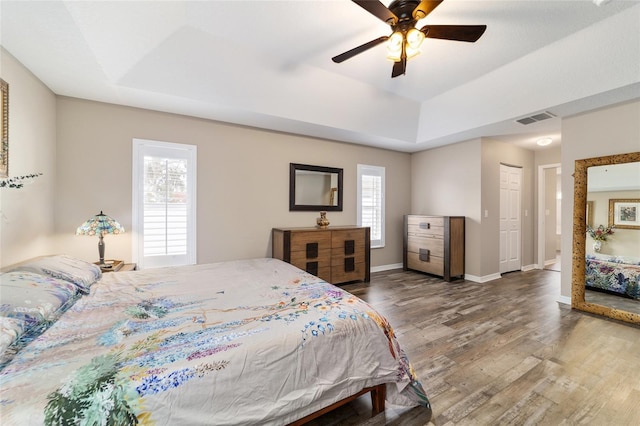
[[585, 255, 640, 299], [0, 258, 429, 425]]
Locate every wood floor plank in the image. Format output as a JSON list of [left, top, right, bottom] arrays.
[[307, 268, 640, 425]]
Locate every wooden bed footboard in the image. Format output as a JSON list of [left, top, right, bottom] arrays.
[[288, 384, 386, 425]]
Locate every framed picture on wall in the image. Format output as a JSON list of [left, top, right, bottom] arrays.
[[1, 78, 8, 178], [609, 198, 640, 230]]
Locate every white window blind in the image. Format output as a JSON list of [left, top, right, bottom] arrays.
[[357, 164, 385, 248], [132, 139, 196, 269]]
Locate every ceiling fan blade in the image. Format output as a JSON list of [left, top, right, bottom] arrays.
[[420, 25, 487, 42], [352, 0, 398, 25], [391, 60, 406, 78], [391, 41, 407, 78], [332, 36, 389, 63], [412, 0, 444, 20]]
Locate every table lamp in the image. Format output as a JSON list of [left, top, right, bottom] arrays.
[[76, 211, 124, 267]]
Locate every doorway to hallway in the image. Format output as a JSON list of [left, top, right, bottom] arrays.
[[538, 164, 562, 272]]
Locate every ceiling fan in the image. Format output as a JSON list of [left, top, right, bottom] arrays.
[[332, 0, 487, 78]]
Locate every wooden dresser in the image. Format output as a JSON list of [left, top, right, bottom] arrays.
[[403, 215, 465, 281], [272, 226, 370, 284]]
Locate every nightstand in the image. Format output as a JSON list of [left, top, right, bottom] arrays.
[[118, 263, 137, 272], [95, 260, 137, 273]]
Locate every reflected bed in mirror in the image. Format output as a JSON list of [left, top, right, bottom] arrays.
[[572, 151, 640, 324], [290, 163, 343, 211]]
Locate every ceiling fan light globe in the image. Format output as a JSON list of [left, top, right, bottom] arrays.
[[386, 51, 402, 62], [406, 46, 421, 59], [387, 31, 403, 53], [406, 28, 425, 49]]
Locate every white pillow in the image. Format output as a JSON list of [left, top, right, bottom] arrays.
[[9, 255, 102, 294]]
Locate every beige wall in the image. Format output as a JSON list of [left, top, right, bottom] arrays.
[[0, 49, 57, 267], [481, 139, 536, 276], [411, 139, 483, 277], [3, 49, 639, 294], [54, 97, 412, 268], [411, 138, 535, 280], [561, 100, 640, 299]]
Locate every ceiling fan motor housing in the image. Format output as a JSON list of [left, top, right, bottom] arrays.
[[388, 0, 423, 32]]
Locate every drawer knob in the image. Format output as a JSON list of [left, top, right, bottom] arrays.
[[344, 257, 355, 272], [306, 242, 319, 258], [419, 248, 430, 262], [419, 222, 430, 229], [306, 261, 319, 275], [344, 239, 355, 255]]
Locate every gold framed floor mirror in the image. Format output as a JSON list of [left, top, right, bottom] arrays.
[[572, 151, 640, 324]]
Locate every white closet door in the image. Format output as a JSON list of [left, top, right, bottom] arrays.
[[500, 164, 522, 273]]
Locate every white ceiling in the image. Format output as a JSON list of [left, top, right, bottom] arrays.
[[1, 0, 639, 153]]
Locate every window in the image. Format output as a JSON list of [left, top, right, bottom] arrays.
[[132, 139, 196, 269], [357, 164, 385, 248]]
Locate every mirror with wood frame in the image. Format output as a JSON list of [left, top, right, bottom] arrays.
[[572, 151, 640, 324], [289, 163, 343, 211]]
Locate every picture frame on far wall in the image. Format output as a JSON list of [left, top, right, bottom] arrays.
[[1, 78, 8, 178], [586, 201, 594, 228], [609, 198, 640, 230]]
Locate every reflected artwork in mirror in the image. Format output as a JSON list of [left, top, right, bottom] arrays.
[[572, 151, 640, 324], [289, 163, 343, 211]]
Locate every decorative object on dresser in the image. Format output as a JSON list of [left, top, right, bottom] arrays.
[[403, 215, 465, 282], [76, 211, 124, 269], [272, 226, 370, 284], [316, 211, 330, 228]]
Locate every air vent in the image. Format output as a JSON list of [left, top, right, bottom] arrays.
[[516, 111, 556, 125]]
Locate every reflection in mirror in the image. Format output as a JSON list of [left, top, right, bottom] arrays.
[[572, 152, 640, 324], [289, 163, 343, 211]]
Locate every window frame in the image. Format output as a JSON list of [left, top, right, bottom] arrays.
[[357, 164, 385, 249], [132, 138, 197, 269]]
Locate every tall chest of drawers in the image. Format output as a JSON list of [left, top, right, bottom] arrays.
[[403, 215, 465, 282], [272, 226, 370, 284]]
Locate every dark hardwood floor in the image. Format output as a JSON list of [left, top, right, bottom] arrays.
[[308, 268, 640, 425]]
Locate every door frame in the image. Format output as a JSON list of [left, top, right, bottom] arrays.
[[537, 163, 561, 269]]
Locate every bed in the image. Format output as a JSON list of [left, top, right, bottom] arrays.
[[0, 255, 431, 425], [585, 254, 640, 299]]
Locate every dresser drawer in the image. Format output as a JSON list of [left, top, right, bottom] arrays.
[[331, 261, 366, 284], [407, 235, 444, 258], [290, 259, 331, 282], [407, 216, 444, 228], [331, 229, 366, 251], [290, 249, 332, 265], [290, 232, 332, 253], [407, 216, 444, 237], [406, 251, 444, 276], [331, 251, 365, 266]]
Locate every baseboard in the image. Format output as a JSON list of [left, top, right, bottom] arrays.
[[371, 263, 403, 273], [521, 264, 538, 272], [557, 295, 571, 306], [544, 259, 557, 266], [465, 273, 502, 283]]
